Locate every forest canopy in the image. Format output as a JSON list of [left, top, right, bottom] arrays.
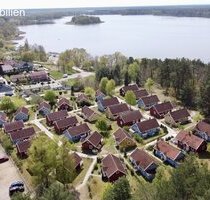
[[66, 15, 103, 25]]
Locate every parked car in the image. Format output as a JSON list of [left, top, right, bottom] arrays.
[[0, 155, 9, 163], [9, 181, 25, 196], [63, 74, 68, 78]]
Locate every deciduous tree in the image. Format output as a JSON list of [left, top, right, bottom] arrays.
[[125, 90, 136, 106], [44, 91, 56, 105], [145, 78, 154, 94], [0, 96, 16, 113], [84, 87, 95, 100], [99, 77, 108, 94], [28, 136, 58, 188], [103, 177, 131, 200], [40, 183, 77, 200], [105, 79, 115, 96]]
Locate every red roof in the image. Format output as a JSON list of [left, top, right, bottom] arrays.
[[38, 101, 51, 110], [14, 107, 29, 116], [58, 97, 70, 107], [119, 110, 143, 124], [54, 116, 78, 130], [176, 131, 205, 150], [141, 95, 160, 106], [11, 74, 25, 82], [196, 121, 210, 137], [102, 154, 126, 178], [101, 97, 119, 107], [82, 106, 96, 119], [29, 71, 48, 80], [153, 102, 173, 114], [83, 131, 102, 149], [16, 140, 31, 154], [121, 84, 139, 93], [135, 118, 159, 132], [46, 110, 68, 122], [130, 148, 157, 171], [96, 90, 105, 97], [77, 94, 89, 102], [113, 128, 134, 144], [66, 123, 90, 137], [154, 140, 182, 161], [9, 127, 35, 142], [107, 103, 130, 115], [169, 108, 190, 121], [133, 89, 149, 99], [70, 152, 82, 169], [3, 121, 24, 133], [1, 64, 13, 72]]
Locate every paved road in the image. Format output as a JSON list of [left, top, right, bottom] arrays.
[[76, 156, 97, 191], [57, 70, 94, 83], [32, 119, 55, 141], [20, 66, 94, 91], [0, 145, 27, 200]]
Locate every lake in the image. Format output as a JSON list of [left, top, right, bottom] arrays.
[[16, 15, 210, 62]]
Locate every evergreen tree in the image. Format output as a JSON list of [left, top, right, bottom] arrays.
[[124, 70, 131, 86]]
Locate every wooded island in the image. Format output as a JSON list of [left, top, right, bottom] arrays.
[[66, 15, 103, 25]]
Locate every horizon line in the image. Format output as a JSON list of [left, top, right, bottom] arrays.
[[1, 4, 210, 10]]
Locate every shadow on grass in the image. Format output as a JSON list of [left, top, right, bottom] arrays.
[[198, 151, 210, 159]]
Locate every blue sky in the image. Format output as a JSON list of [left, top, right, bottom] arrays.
[[0, 0, 210, 9]]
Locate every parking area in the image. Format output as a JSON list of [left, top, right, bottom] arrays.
[[0, 145, 26, 200]]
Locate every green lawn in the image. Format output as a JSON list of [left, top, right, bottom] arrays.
[[88, 176, 108, 200], [135, 130, 167, 147], [102, 136, 118, 154], [50, 70, 63, 80]]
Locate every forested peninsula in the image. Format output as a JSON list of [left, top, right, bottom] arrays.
[[66, 15, 103, 25]]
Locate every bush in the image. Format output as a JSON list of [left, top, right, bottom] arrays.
[[11, 153, 23, 171], [94, 164, 98, 171], [100, 131, 110, 138], [0, 134, 14, 155], [131, 169, 135, 176], [160, 124, 168, 133], [124, 150, 127, 158], [97, 157, 102, 163], [146, 145, 154, 151], [134, 134, 143, 144], [123, 126, 130, 132]]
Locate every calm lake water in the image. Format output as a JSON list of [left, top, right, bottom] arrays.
[[17, 15, 210, 62]]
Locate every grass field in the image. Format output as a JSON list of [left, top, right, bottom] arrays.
[[50, 70, 63, 80], [73, 158, 93, 187], [88, 176, 107, 200]]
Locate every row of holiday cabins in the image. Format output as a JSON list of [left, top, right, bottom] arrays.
[[2, 120, 206, 182], [102, 129, 209, 182], [1, 118, 84, 170]]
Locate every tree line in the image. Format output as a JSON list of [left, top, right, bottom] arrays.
[[95, 56, 210, 117], [57, 49, 210, 117]]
